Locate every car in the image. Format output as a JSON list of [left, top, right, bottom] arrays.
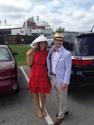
[[47, 32, 94, 87], [70, 32, 94, 87], [0, 45, 19, 94]]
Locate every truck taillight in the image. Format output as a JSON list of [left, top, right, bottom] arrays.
[[72, 59, 93, 66]]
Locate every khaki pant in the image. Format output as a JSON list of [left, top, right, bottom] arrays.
[[50, 74, 68, 119]]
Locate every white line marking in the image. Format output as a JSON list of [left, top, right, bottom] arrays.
[[20, 66, 54, 125], [20, 66, 29, 83], [39, 98, 54, 125], [45, 109, 54, 125]]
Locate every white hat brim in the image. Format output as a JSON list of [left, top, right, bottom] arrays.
[[30, 35, 48, 48]]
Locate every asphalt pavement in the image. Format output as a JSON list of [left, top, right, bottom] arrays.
[[0, 65, 94, 125]]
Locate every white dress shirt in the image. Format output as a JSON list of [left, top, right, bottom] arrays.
[[51, 46, 63, 74]]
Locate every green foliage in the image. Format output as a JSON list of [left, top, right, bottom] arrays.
[[8, 44, 31, 65], [56, 26, 65, 33]]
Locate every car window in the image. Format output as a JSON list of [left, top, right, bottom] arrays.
[[63, 35, 76, 56], [77, 35, 94, 56], [64, 35, 74, 43], [0, 48, 11, 61]]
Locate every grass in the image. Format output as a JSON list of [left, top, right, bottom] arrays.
[[8, 44, 31, 66]]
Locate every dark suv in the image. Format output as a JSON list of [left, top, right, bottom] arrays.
[[63, 32, 94, 87], [47, 32, 94, 87]]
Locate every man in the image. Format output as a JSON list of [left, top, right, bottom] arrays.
[[47, 32, 72, 125]]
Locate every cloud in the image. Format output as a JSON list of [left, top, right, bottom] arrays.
[[0, 5, 27, 13], [0, 0, 31, 25], [0, 0, 94, 31], [0, 0, 31, 10]]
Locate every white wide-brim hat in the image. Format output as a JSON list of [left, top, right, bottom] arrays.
[[30, 34, 48, 48]]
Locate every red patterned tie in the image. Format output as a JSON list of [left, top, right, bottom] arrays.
[[53, 48, 59, 52]]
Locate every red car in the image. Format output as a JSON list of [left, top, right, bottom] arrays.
[[0, 45, 19, 94]]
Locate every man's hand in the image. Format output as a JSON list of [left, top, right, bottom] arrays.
[[62, 84, 67, 91]]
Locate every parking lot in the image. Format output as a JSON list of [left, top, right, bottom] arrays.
[[0, 65, 94, 125]]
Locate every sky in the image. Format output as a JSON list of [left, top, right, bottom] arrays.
[[0, 0, 94, 32]]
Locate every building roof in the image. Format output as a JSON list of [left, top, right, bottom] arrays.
[[0, 25, 22, 30]]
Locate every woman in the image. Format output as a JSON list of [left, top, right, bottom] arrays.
[[26, 35, 51, 118]]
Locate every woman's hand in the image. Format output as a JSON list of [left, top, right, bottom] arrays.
[[26, 47, 35, 56], [26, 47, 35, 66]]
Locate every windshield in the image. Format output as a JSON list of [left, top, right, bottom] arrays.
[[76, 35, 94, 56], [0, 48, 11, 61]]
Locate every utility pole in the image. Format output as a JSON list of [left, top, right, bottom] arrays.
[[90, 25, 94, 32]]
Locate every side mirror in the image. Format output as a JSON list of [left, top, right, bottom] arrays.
[[13, 52, 18, 56]]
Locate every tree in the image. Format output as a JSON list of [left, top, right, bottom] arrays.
[[56, 26, 65, 33]]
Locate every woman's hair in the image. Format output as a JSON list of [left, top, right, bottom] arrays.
[[35, 42, 48, 51]]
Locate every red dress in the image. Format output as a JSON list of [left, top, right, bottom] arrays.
[[29, 50, 51, 94]]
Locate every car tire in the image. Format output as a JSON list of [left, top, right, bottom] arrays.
[[12, 85, 20, 94]]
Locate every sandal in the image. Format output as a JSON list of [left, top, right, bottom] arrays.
[[37, 109, 43, 118]]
